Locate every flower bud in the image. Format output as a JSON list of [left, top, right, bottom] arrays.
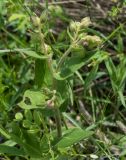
[[15, 112, 23, 121], [48, 5, 63, 15], [32, 16, 40, 27], [55, 5, 63, 15], [80, 17, 91, 28], [70, 21, 81, 32], [82, 35, 102, 48]]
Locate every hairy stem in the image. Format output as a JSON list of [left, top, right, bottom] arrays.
[[38, 24, 62, 138], [55, 107, 62, 138]]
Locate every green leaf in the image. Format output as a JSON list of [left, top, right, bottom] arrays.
[[2, 140, 16, 147], [118, 91, 126, 107], [23, 120, 32, 128], [20, 50, 49, 59], [105, 57, 117, 92], [9, 13, 26, 22], [10, 130, 42, 158], [63, 113, 81, 128], [40, 135, 49, 152], [56, 79, 70, 108], [105, 57, 117, 78], [55, 57, 86, 80], [19, 89, 47, 109], [33, 111, 42, 126], [25, 110, 33, 122], [84, 64, 98, 91], [35, 59, 46, 88], [55, 51, 98, 80], [117, 34, 124, 53], [0, 49, 49, 59], [0, 126, 11, 139], [0, 48, 29, 56], [0, 145, 25, 156], [21, 130, 41, 156], [55, 128, 93, 149]]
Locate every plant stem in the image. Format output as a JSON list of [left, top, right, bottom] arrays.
[[38, 24, 62, 138], [55, 107, 62, 138], [56, 27, 79, 71], [57, 45, 73, 71]]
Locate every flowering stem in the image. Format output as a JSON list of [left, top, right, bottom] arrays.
[[38, 24, 62, 138]]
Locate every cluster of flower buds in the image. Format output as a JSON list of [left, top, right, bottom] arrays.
[[48, 5, 63, 15], [82, 35, 102, 48], [31, 16, 41, 27], [70, 17, 91, 32]]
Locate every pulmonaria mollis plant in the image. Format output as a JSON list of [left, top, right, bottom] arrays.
[[0, 10, 104, 159]]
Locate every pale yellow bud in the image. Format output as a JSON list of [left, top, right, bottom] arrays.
[[82, 35, 102, 48], [80, 17, 91, 28], [48, 5, 55, 12], [55, 5, 63, 14], [70, 21, 81, 31], [32, 16, 40, 27], [48, 5, 63, 15], [85, 35, 102, 44]]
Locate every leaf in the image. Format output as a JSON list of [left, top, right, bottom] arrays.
[[2, 140, 17, 147], [21, 130, 41, 155], [18, 89, 47, 109], [40, 135, 49, 152], [0, 48, 29, 56], [55, 51, 99, 80], [35, 59, 46, 88], [44, 62, 53, 87], [105, 57, 117, 78], [0, 126, 11, 139], [84, 64, 99, 91], [63, 113, 81, 128], [0, 1, 5, 15], [55, 128, 93, 149], [0, 145, 25, 156], [55, 57, 86, 80], [25, 110, 33, 122], [20, 50, 48, 59], [23, 120, 32, 128], [118, 91, 126, 107], [33, 111, 42, 126], [56, 79, 70, 108], [11, 133, 42, 158], [9, 13, 26, 21], [105, 57, 117, 92], [117, 34, 124, 53]]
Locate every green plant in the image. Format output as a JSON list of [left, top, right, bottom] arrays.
[[0, 1, 126, 159], [0, 2, 103, 159]]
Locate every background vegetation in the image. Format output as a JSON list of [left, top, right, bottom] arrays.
[[0, 0, 126, 159]]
